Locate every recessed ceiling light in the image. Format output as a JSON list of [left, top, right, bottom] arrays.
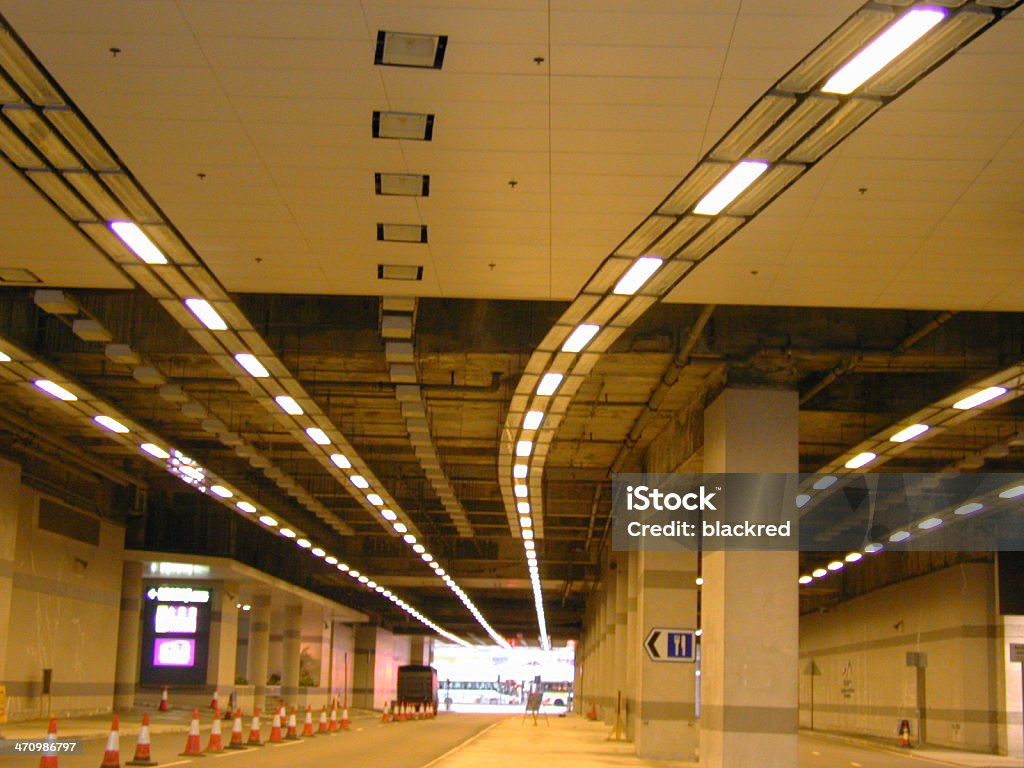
[[403, 534, 416, 545], [813, 475, 837, 490], [377, 264, 424, 281], [210, 485, 233, 498], [513, 464, 528, 479], [953, 386, 1008, 410], [694, 161, 770, 216], [822, 8, 947, 95], [375, 172, 430, 197], [377, 223, 427, 243], [890, 424, 930, 443], [999, 485, 1024, 499], [827, 561, 844, 571], [296, 538, 312, 549], [109, 221, 167, 264], [536, 373, 563, 397], [514, 485, 528, 498], [561, 324, 600, 353], [845, 552, 863, 563], [305, 427, 331, 445], [280, 528, 296, 538], [330, 453, 351, 469], [812, 568, 827, 578], [234, 353, 269, 378], [34, 379, 77, 401], [94, 415, 129, 433], [140, 443, 170, 460], [517, 502, 530, 515], [372, 111, 434, 141], [236, 502, 256, 514], [381, 509, 398, 521], [954, 502, 983, 516], [918, 518, 943, 530], [259, 515, 278, 527], [0, 350, 10, 362], [613, 256, 663, 296], [275, 395, 303, 415], [375, 31, 448, 69], [845, 451, 877, 470], [516, 440, 533, 457], [366, 494, 384, 506], [311, 547, 326, 557], [864, 543, 884, 554], [889, 531, 911, 543], [325, 556, 338, 565], [798, 575, 812, 585], [350, 475, 369, 489], [523, 411, 544, 431], [184, 298, 228, 331]]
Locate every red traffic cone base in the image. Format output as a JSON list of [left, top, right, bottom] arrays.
[[127, 712, 157, 766], [180, 709, 206, 757]]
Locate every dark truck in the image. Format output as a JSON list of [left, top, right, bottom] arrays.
[[397, 664, 439, 717]]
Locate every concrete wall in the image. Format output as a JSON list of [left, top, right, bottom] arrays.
[[0, 457, 126, 721], [352, 626, 411, 710], [799, 562, 1000, 752], [999, 614, 1024, 757]]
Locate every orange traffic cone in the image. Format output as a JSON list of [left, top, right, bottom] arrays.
[[340, 706, 351, 731], [210, 690, 219, 711], [247, 708, 264, 746], [328, 705, 339, 732], [204, 709, 223, 753], [227, 709, 247, 750], [268, 710, 283, 743], [898, 720, 912, 747], [381, 701, 391, 724], [158, 686, 169, 712], [285, 707, 299, 740], [395, 701, 404, 722], [100, 715, 121, 767], [301, 705, 315, 737], [127, 713, 156, 766], [318, 706, 329, 734], [39, 717, 59, 768], [179, 709, 204, 757]]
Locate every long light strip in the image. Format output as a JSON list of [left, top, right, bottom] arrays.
[[693, 161, 769, 216], [612, 257, 663, 296], [822, 8, 947, 95], [184, 298, 228, 331], [953, 386, 1007, 410], [109, 221, 167, 264]]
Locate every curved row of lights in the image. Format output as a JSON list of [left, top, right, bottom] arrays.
[[0, 20, 507, 647], [0, 336, 470, 646], [499, 2, 1016, 644]]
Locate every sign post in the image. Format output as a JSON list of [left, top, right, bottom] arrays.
[[1012, 643, 1024, 754], [644, 628, 696, 663]]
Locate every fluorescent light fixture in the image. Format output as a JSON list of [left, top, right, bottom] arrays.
[[845, 451, 877, 470], [517, 502, 531, 515], [236, 501, 256, 514], [325, 556, 338, 565], [999, 485, 1024, 499], [358, 575, 369, 583], [795, 493, 811, 508], [953, 386, 1007, 410], [421, 552, 433, 562], [523, 540, 535, 550], [864, 543, 884, 554], [812, 568, 827, 578], [375, 30, 448, 69], [94, 415, 129, 433], [954, 502, 983, 516], [918, 517, 943, 530], [372, 111, 434, 140], [0, 351, 9, 362], [523, 411, 544, 431], [305, 427, 331, 445], [561, 324, 600, 353], [522, 529, 534, 541], [513, 464, 529, 479], [822, 8, 947, 95], [350, 475, 369, 489], [536, 373, 563, 396], [375, 172, 430, 197], [693, 161, 769, 216], [140, 443, 170, 460], [296, 538, 312, 549], [109, 221, 168, 264], [338, 563, 349, 571], [890, 423, 930, 443], [413, 544, 425, 554], [393, 522, 408, 533], [234, 353, 269, 378], [330, 453, 351, 469], [377, 223, 428, 243], [311, 547, 326, 557], [210, 485, 233, 498], [514, 485, 528, 498], [403, 534, 416, 544], [381, 509, 398, 521], [259, 515, 278, 527], [889, 530, 911, 543], [516, 440, 533, 457], [366, 493, 384, 506], [280, 528, 297, 538], [520, 517, 533, 528], [813, 475, 837, 490], [34, 379, 77, 401], [827, 561, 844, 572], [349, 570, 360, 578], [184, 298, 228, 331], [845, 552, 863, 563], [275, 396, 303, 415], [613, 257, 663, 296]]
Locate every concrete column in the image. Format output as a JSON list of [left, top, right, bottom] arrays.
[[595, 583, 607, 719], [353, 625, 377, 710], [635, 549, 699, 759], [246, 595, 271, 711], [602, 569, 618, 724], [408, 636, 433, 666], [206, 581, 240, 697], [0, 459, 21, 688], [701, 388, 799, 768], [282, 604, 303, 701], [614, 552, 629, 728], [625, 550, 640, 739], [113, 561, 143, 709]]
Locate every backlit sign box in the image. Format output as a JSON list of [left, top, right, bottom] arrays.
[[155, 604, 198, 634], [153, 638, 196, 667]]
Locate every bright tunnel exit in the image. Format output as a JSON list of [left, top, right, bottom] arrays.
[[433, 642, 577, 715]]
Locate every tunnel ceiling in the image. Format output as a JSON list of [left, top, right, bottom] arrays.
[[0, 1, 1023, 642]]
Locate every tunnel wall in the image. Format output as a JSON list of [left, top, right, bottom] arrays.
[[0, 457, 125, 721], [799, 562, 1000, 752]]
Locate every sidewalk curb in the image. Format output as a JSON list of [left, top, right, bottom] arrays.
[[804, 729, 1009, 768]]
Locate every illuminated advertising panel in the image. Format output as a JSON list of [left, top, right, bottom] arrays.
[[155, 604, 198, 634], [153, 638, 196, 667], [140, 583, 211, 686]]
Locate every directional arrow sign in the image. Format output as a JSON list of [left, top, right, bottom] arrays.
[[644, 627, 696, 663]]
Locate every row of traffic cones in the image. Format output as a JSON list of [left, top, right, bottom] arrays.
[[381, 700, 438, 723], [37, 703, 350, 767]]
